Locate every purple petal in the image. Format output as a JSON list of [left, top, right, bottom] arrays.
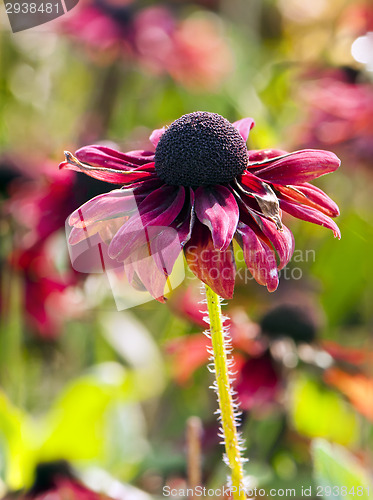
[[247, 149, 288, 164], [68, 217, 126, 246], [109, 185, 186, 260], [76, 145, 155, 169], [172, 188, 195, 247], [69, 189, 137, 228], [149, 228, 184, 276], [237, 176, 282, 230], [185, 220, 236, 299], [149, 127, 166, 147], [251, 214, 295, 270], [277, 183, 340, 218], [195, 186, 239, 251], [239, 171, 274, 197], [125, 150, 155, 162], [60, 152, 155, 185], [151, 189, 195, 274], [253, 150, 341, 185], [232, 118, 255, 142], [236, 223, 279, 292], [280, 199, 341, 238], [125, 244, 168, 302]]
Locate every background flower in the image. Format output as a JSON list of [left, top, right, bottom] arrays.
[[60, 1, 233, 91]]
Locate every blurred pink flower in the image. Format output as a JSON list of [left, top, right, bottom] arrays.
[[295, 69, 373, 165], [10, 245, 77, 340], [8, 169, 75, 249], [61, 112, 340, 301], [60, 1, 232, 90]]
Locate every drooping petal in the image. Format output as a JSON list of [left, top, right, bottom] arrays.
[[253, 150, 341, 185], [67, 178, 164, 244], [232, 117, 255, 142], [68, 189, 137, 228], [280, 199, 341, 238], [237, 177, 283, 230], [250, 213, 295, 269], [109, 185, 185, 261], [277, 183, 340, 218], [195, 185, 239, 251], [172, 188, 195, 247], [184, 220, 236, 299], [236, 223, 279, 292], [149, 228, 184, 278], [149, 127, 166, 147], [60, 152, 155, 185], [151, 189, 195, 274], [68, 217, 127, 245], [126, 244, 168, 302], [239, 171, 275, 197]]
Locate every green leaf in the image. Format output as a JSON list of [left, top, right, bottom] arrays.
[[312, 440, 373, 499], [0, 391, 40, 488], [289, 375, 359, 446], [39, 362, 130, 462]]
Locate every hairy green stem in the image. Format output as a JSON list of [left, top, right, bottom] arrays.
[[204, 284, 246, 500]]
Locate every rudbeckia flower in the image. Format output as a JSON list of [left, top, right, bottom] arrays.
[[60, 111, 340, 301]]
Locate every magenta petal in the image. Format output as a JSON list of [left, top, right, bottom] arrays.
[[125, 245, 168, 302], [151, 190, 195, 274], [252, 214, 295, 270], [280, 199, 341, 238], [150, 228, 183, 276], [254, 150, 341, 185], [236, 223, 279, 292], [239, 171, 274, 197], [185, 220, 236, 299], [277, 183, 340, 218], [109, 186, 186, 260], [125, 150, 155, 163], [232, 118, 255, 142], [76, 145, 155, 169], [60, 158, 156, 185], [195, 186, 239, 251], [173, 188, 195, 246], [69, 189, 137, 228], [247, 149, 288, 164], [149, 127, 166, 147]]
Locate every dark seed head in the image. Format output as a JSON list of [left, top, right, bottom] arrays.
[[154, 112, 249, 187], [260, 305, 318, 344]]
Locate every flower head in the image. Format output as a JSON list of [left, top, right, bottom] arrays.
[[60, 111, 340, 300]]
